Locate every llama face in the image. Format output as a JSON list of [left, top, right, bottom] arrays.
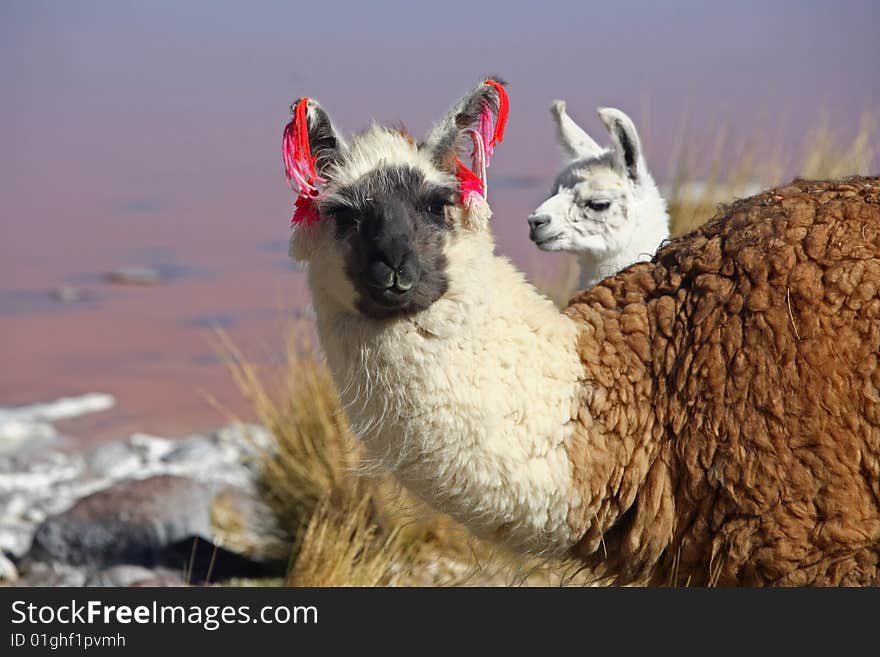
[[319, 163, 456, 319], [528, 104, 649, 259], [289, 79, 506, 320], [529, 157, 633, 256]]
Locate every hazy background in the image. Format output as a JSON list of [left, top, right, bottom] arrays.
[[2, 0, 878, 440]]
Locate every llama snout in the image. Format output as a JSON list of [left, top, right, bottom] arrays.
[[528, 212, 562, 248], [365, 250, 420, 296]]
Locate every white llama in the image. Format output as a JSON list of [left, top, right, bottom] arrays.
[[283, 78, 880, 586], [528, 101, 669, 289]]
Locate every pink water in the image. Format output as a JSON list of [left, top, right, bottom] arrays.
[[3, 1, 876, 441]]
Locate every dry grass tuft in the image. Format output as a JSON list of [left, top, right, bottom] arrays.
[[217, 329, 359, 540], [286, 494, 411, 587], [667, 111, 877, 236]]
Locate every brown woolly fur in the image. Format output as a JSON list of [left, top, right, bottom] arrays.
[[564, 177, 880, 586]]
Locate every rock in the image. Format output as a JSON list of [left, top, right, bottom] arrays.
[[0, 418, 58, 450], [25, 475, 285, 583], [128, 433, 175, 461], [0, 522, 36, 559], [0, 448, 83, 480], [0, 394, 115, 424], [85, 564, 185, 587], [28, 475, 219, 568], [106, 267, 162, 285], [162, 435, 227, 467], [0, 552, 18, 582], [84, 440, 143, 477], [50, 286, 83, 303], [1, 396, 286, 585], [130, 573, 189, 587], [160, 434, 251, 488], [14, 561, 87, 587], [0, 450, 88, 555], [210, 487, 288, 562], [216, 423, 275, 454], [0, 394, 114, 452]]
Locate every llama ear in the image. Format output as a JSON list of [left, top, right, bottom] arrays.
[[422, 76, 508, 173], [550, 100, 602, 160], [287, 98, 346, 178], [597, 107, 645, 183]]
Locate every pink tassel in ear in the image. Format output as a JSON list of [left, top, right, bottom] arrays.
[[478, 101, 496, 160], [458, 80, 510, 204], [282, 98, 326, 225]]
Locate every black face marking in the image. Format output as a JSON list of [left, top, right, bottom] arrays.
[[615, 119, 638, 181], [319, 166, 456, 320]]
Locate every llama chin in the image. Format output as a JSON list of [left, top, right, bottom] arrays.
[[528, 101, 670, 289]]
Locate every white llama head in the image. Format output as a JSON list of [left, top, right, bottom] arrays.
[[528, 101, 668, 285], [287, 78, 507, 320]]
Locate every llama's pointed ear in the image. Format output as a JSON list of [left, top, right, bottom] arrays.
[[288, 98, 346, 177], [422, 76, 508, 172], [597, 107, 645, 183], [551, 100, 602, 160]]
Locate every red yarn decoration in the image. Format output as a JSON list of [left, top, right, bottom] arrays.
[[282, 98, 324, 225]]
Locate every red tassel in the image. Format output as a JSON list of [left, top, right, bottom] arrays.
[[483, 79, 509, 149], [282, 98, 325, 225], [292, 195, 320, 226], [455, 156, 485, 205]]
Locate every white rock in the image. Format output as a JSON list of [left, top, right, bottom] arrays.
[[0, 393, 115, 424], [0, 552, 18, 582], [0, 394, 114, 452], [129, 433, 175, 461]]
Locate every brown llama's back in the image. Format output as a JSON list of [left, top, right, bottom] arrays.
[[564, 177, 880, 585]]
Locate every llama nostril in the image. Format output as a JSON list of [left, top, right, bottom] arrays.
[[393, 260, 418, 293], [528, 214, 551, 231], [367, 261, 396, 290], [394, 275, 413, 292]]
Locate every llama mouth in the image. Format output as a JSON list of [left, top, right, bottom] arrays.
[[371, 289, 412, 306], [362, 285, 417, 311], [533, 234, 564, 249]]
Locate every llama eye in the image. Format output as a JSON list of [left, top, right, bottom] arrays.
[[423, 198, 450, 221], [329, 206, 358, 231], [585, 200, 611, 212]]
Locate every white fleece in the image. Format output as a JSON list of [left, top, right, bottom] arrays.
[[304, 202, 587, 554]]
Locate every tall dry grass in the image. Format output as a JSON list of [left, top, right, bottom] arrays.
[[667, 111, 878, 236]]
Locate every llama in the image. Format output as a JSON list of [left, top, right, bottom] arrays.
[[528, 101, 669, 289], [283, 78, 880, 586]]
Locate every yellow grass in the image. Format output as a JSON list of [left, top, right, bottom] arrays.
[[667, 110, 877, 236]]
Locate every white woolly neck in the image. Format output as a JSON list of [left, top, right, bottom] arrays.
[[306, 220, 587, 553]]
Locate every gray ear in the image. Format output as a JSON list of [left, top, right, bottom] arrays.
[[597, 107, 645, 183], [422, 76, 507, 172], [551, 100, 602, 160], [290, 98, 347, 177]]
